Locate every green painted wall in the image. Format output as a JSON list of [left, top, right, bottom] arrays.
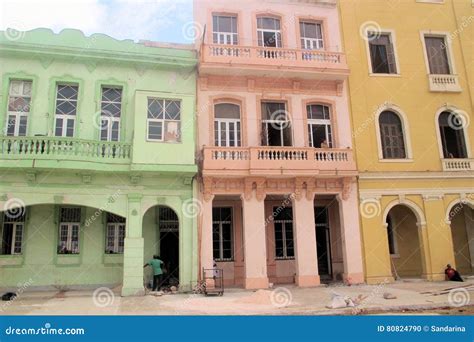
[[0, 29, 198, 294]]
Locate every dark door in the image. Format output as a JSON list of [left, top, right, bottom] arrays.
[[158, 207, 179, 286], [315, 207, 332, 278]]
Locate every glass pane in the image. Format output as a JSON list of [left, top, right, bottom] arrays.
[[215, 103, 240, 119], [60, 207, 81, 222], [164, 120, 181, 142], [66, 118, 75, 137], [165, 100, 181, 120], [148, 121, 163, 140], [147, 98, 164, 119], [6, 116, 16, 136], [18, 116, 28, 136]]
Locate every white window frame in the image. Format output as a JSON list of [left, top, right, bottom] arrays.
[[58, 223, 80, 254], [147, 98, 181, 143], [420, 31, 457, 76], [212, 14, 238, 45], [215, 118, 241, 147], [101, 116, 121, 142], [100, 87, 122, 142], [1, 221, 24, 255], [106, 222, 125, 254], [300, 21, 324, 50], [374, 104, 413, 162], [257, 17, 282, 48], [6, 80, 32, 137], [54, 84, 78, 138], [212, 207, 233, 262], [274, 219, 294, 260], [363, 28, 401, 77]]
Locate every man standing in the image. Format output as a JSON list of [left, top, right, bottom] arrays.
[[144, 255, 164, 291]]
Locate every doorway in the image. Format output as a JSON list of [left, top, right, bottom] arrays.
[[157, 206, 179, 286], [315, 207, 332, 280]]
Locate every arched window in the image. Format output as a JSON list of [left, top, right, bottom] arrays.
[[379, 111, 406, 159], [307, 104, 332, 148], [214, 103, 241, 147], [438, 111, 467, 158]]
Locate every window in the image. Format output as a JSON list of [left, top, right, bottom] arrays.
[[6, 80, 32, 137], [213, 15, 238, 45], [147, 98, 181, 142], [307, 104, 333, 148], [424, 36, 450, 74], [386, 214, 398, 256], [368, 32, 397, 74], [300, 21, 323, 50], [438, 111, 468, 158], [54, 84, 78, 137], [212, 207, 233, 261], [105, 213, 126, 254], [1, 209, 25, 255], [57, 207, 81, 254], [379, 111, 406, 159], [257, 17, 282, 48], [273, 207, 294, 259], [214, 103, 241, 147], [100, 87, 122, 142], [261, 102, 292, 146]]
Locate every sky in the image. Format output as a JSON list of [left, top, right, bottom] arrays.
[[0, 0, 194, 43]]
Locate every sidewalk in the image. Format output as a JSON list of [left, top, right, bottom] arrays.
[[1, 278, 473, 315]]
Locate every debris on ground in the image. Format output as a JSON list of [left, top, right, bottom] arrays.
[[326, 292, 367, 309], [383, 292, 397, 300]]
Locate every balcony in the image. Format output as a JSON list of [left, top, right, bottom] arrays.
[[428, 74, 461, 92], [202, 146, 356, 177], [442, 158, 474, 172], [0, 136, 132, 171], [199, 44, 349, 80]]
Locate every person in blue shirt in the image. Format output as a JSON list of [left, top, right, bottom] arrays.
[[144, 255, 164, 291]]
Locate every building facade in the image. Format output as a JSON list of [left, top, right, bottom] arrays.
[[339, 0, 474, 284], [0, 29, 198, 295], [195, 0, 364, 289]]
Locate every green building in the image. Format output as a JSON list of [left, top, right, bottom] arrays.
[[0, 29, 198, 296]]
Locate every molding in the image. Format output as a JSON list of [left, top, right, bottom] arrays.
[[359, 172, 474, 179], [359, 189, 474, 197]]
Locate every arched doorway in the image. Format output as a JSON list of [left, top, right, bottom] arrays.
[[143, 205, 180, 288], [448, 203, 474, 275], [385, 205, 424, 278]]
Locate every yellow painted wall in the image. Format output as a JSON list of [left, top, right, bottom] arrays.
[[339, 0, 474, 284]]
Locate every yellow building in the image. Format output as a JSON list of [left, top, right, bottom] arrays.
[[339, 0, 473, 284]]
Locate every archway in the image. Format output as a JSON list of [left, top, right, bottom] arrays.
[[385, 204, 424, 278], [448, 202, 474, 275], [143, 205, 180, 288]]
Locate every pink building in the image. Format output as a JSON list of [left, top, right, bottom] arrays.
[[195, 0, 364, 289]]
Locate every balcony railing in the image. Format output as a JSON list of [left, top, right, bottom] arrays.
[[0, 136, 132, 162], [428, 74, 461, 92], [203, 146, 356, 175], [201, 44, 348, 74], [442, 158, 474, 171]]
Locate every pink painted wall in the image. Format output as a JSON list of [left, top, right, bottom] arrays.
[[194, 0, 354, 151]]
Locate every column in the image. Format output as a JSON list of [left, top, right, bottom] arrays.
[[241, 194, 269, 289], [292, 194, 320, 287], [338, 185, 364, 284], [200, 195, 214, 280], [122, 193, 144, 296], [422, 195, 454, 281]]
